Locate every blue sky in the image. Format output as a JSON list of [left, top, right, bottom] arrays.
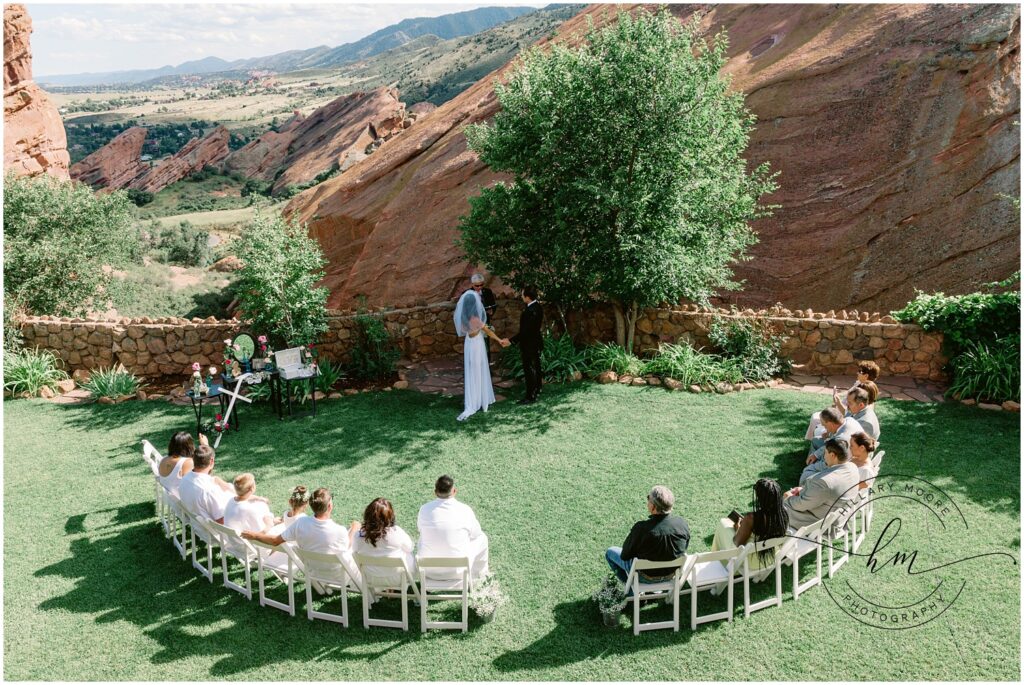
[[29, 2, 546, 77]]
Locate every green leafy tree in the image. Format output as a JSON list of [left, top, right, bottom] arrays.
[[234, 212, 328, 348], [4, 172, 136, 317], [458, 9, 777, 350]]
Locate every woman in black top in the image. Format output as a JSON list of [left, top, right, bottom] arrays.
[[712, 478, 789, 571]]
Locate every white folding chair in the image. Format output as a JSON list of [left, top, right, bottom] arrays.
[[417, 556, 471, 633], [164, 491, 191, 559], [623, 557, 689, 635], [205, 520, 256, 599], [824, 503, 856, 577], [250, 539, 301, 617], [188, 513, 221, 583], [355, 553, 421, 631], [861, 448, 885, 533], [292, 548, 362, 627], [739, 536, 791, 618], [685, 548, 745, 630], [784, 517, 827, 599], [141, 440, 171, 536]]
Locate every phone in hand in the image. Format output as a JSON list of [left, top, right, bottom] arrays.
[[727, 510, 742, 525]]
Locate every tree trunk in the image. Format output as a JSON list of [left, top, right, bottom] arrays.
[[625, 301, 639, 354], [612, 301, 626, 348]]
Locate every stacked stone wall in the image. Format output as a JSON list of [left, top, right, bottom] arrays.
[[18, 301, 946, 381]]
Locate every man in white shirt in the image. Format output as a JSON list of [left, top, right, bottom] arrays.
[[178, 445, 233, 524], [417, 475, 489, 580], [243, 487, 361, 588]]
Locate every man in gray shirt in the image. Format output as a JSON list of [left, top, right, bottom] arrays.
[[807, 407, 862, 464], [845, 387, 880, 440]]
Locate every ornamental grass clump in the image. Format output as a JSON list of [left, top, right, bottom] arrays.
[[947, 338, 1020, 404], [81, 364, 143, 400], [643, 342, 744, 386], [585, 342, 647, 377], [3, 348, 68, 397], [502, 330, 590, 383]]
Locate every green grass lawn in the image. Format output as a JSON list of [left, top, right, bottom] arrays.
[[3, 384, 1020, 680]]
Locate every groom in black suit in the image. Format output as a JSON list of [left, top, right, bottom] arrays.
[[507, 286, 544, 405]]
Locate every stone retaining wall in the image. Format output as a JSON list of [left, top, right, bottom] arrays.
[[18, 301, 946, 381]]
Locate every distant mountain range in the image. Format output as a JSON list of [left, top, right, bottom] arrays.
[[38, 5, 540, 87]]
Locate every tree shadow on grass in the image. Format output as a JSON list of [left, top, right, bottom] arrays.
[[36, 504, 494, 677]]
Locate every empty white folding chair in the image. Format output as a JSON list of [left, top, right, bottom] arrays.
[[250, 539, 301, 617], [739, 536, 792, 618], [865, 449, 885, 530], [417, 556, 471, 633], [188, 513, 221, 582], [164, 491, 191, 559], [851, 490, 872, 552], [355, 553, 421, 631], [622, 556, 689, 635], [205, 520, 257, 600], [784, 517, 827, 600], [292, 548, 362, 627], [685, 548, 745, 630], [141, 440, 171, 536], [871, 449, 885, 470]]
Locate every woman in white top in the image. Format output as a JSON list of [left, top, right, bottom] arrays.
[[158, 431, 199, 497], [849, 432, 878, 490], [353, 497, 416, 588]]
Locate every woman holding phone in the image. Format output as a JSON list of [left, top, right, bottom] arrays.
[[710, 477, 789, 572]]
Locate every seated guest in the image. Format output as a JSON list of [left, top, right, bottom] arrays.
[[243, 487, 362, 587], [178, 445, 233, 524], [224, 473, 275, 534], [849, 432, 878, 490], [417, 475, 489, 580], [605, 485, 690, 584], [785, 438, 861, 530], [276, 485, 310, 529], [158, 431, 199, 497], [805, 361, 880, 439], [845, 386, 880, 440], [860, 379, 880, 405], [807, 407, 862, 465], [711, 478, 788, 572], [354, 497, 417, 588]]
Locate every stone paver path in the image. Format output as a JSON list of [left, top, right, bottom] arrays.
[[400, 359, 946, 403], [400, 358, 511, 401], [780, 373, 946, 402]]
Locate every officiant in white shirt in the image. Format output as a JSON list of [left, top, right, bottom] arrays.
[[417, 475, 489, 579]]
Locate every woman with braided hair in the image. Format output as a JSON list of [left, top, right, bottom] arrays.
[[711, 477, 790, 572]]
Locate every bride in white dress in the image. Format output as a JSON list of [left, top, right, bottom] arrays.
[[454, 286, 507, 421]]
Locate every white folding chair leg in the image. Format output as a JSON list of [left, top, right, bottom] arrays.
[[221, 549, 253, 600], [304, 580, 350, 626], [792, 541, 822, 600], [191, 528, 217, 582]]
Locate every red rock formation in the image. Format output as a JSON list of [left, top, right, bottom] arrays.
[[221, 111, 304, 181], [3, 4, 69, 179], [70, 126, 148, 190], [272, 86, 406, 194], [408, 102, 438, 117], [288, 4, 1020, 312], [129, 125, 230, 193]]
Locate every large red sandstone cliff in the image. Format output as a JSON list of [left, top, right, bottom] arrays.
[[128, 126, 230, 193], [70, 126, 147, 190], [270, 87, 407, 194], [3, 4, 69, 179], [288, 3, 1020, 312], [221, 111, 305, 181]]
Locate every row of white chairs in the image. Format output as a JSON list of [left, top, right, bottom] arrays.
[[622, 450, 885, 635], [141, 441, 478, 632]]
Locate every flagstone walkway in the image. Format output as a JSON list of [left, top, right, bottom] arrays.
[[399, 358, 947, 403]]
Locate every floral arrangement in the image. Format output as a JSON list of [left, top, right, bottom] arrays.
[[469, 573, 509, 619], [190, 362, 208, 395], [592, 573, 628, 616], [202, 413, 230, 433]]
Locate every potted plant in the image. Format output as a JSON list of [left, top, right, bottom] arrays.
[[592, 573, 627, 627], [469, 574, 509, 624]]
